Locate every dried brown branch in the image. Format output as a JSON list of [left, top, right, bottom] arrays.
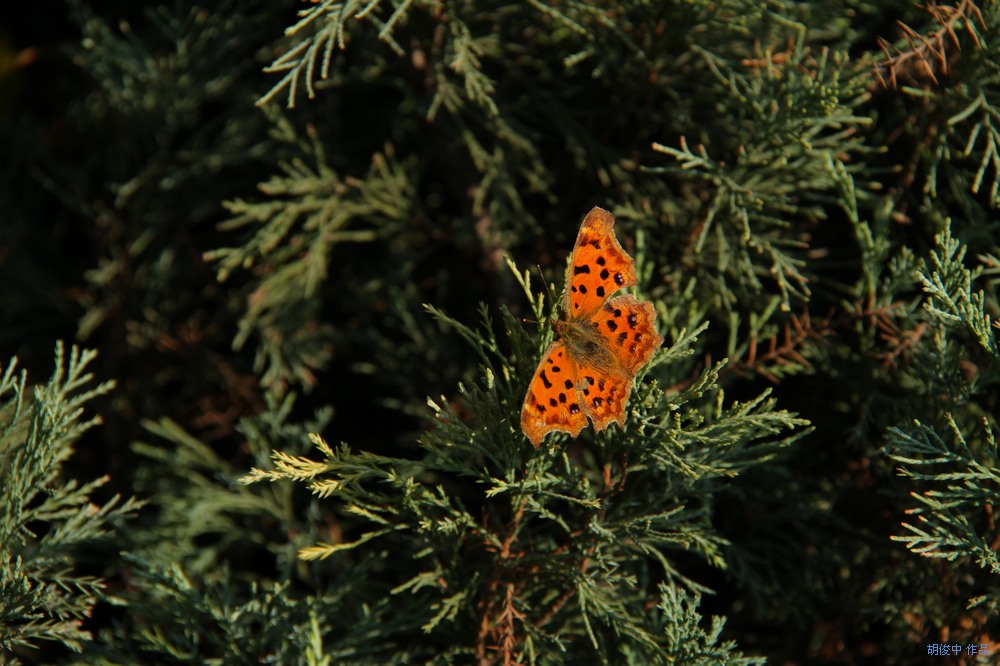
[[476, 499, 527, 666], [863, 303, 929, 368], [728, 310, 833, 383], [739, 38, 797, 76], [495, 584, 525, 666], [873, 0, 987, 89]]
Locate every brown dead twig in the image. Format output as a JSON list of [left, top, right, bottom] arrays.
[[729, 310, 834, 383], [476, 501, 527, 666], [873, 0, 987, 89], [493, 584, 526, 666], [474, 453, 629, 664], [662, 310, 833, 396], [862, 304, 930, 368], [740, 38, 798, 76]]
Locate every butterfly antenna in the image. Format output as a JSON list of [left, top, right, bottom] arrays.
[[536, 263, 555, 303], [521, 264, 554, 327]]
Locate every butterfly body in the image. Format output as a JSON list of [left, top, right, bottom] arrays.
[[521, 207, 664, 447], [553, 318, 617, 376]]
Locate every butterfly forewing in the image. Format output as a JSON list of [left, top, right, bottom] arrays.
[[564, 208, 637, 320]]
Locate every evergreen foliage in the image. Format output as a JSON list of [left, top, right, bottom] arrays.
[[238, 286, 807, 661], [2, 0, 1000, 663], [0, 344, 141, 658]]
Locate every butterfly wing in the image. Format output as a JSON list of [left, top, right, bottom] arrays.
[[573, 365, 632, 433], [588, 294, 664, 375], [564, 207, 638, 320], [522, 206, 663, 446], [520, 340, 588, 447]]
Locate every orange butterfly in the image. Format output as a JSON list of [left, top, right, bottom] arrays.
[[521, 207, 664, 447]]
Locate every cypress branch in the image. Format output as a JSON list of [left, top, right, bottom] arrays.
[[0, 344, 141, 657]]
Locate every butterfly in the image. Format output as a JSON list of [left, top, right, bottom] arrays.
[[521, 206, 664, 447]]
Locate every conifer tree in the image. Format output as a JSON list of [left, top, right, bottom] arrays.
[[2, 0, 999, 663]]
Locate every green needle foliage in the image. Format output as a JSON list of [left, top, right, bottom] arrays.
[[3, 0, 1000, 663], [239, 267, 808, 662], [0, 344, 141, 661]]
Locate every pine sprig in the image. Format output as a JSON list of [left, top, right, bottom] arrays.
[[916, 223, 999, 360], [655, 584, 765, 665], [647, 46, 872, 311], [887, 415, 1000, 575], [0, 343, 142, 655], [875, 219, 1000, 640], [257, 0, 412, 108], [209, 127, 411, 287], [206, 119, 415, 391], [131, 394, 334, 580]]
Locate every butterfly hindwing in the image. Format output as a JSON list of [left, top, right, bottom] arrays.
[[520, 341, 587, 446], [590, 295, 664, 375], [573, 365, 631, 433]]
